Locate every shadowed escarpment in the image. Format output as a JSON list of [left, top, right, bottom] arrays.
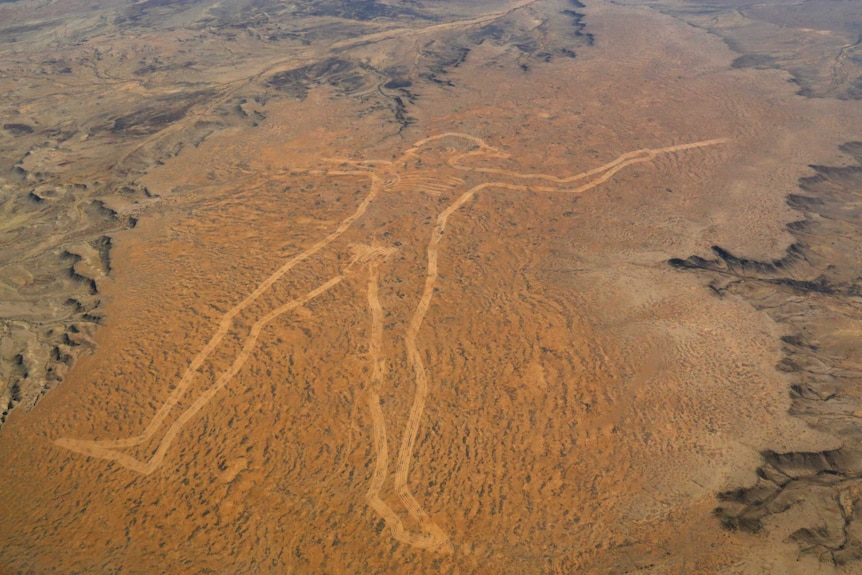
[[670, 142, 862, 565], [625, 0, 862, 101]]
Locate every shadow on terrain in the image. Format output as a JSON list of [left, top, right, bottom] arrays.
[[671, 142, 862, 565]]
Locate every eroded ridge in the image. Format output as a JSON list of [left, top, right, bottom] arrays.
[[671, 142, 862, 565], [56, 133, 727, 552]]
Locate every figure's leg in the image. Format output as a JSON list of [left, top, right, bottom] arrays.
[[373, 192, 481, 555], [55, 172, 383, 472], [56, 275, 346, 474], [363, 261, 452, 552], [394, 266, 452, 553]]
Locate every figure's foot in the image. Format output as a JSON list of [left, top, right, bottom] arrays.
[[378, 510, 453, 554], [54, 437, 156, 475], [365, 480, 453, 553]]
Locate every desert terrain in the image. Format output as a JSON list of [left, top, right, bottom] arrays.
[[2, 0, 862, 573]]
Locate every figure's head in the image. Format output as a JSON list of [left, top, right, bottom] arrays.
[[397, 132, 509, 169]]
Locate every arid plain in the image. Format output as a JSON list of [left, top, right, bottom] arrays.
[[3, 0, 862, 573]]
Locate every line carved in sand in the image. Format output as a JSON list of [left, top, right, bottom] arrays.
[[56, 133, 727, 553]]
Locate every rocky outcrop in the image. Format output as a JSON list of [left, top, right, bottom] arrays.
[[671, 142, 862, 564]]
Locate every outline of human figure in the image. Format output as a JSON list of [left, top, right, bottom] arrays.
[[56, 132, 727, 553]]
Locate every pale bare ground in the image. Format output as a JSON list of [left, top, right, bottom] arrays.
[[56, 132, 726, 553]]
